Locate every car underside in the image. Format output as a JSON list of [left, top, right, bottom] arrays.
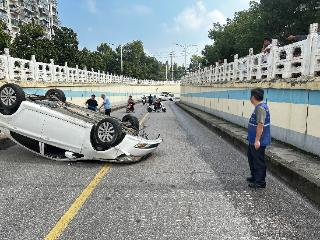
[[0, 83, 162, 162]]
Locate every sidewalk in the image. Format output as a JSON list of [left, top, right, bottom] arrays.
[[176, 102, 320, 207]]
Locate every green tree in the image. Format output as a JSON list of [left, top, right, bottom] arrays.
[[189, 55, 204, 71], [260, 0, 320, 41], [11, 22, 55, 62], [201, 0, 320, 66], [97, 43, 119, 74], [0, 21, 11, 53], [52, 26, 79, 67]]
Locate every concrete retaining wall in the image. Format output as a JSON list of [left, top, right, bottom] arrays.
[[0, 81, 180, 108], [181, 81, 320, 157]]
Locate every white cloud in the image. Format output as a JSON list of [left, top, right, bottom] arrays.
[[172, 1, 226, 33], [116, 4, 152, 16], [86, 0, 98, 14], [133, 5, 152, 15]]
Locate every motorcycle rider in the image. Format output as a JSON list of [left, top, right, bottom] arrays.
[[154, 98, 161, 111], [142, 95, 147, 105], [127, 95, 135, 112]]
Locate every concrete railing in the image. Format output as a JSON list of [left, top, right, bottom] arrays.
[[0, 49, 180, 86], [181, 23, 320, 85]]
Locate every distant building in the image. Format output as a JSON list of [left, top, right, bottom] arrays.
[[0, 0, 59, 38]]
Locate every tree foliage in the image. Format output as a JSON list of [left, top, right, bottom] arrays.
[[0, 21, 11, 53], [6, 23, 177, 80], [202, 0, 320, 66]]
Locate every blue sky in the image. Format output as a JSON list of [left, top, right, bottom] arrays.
[[58, 0, 252, 65]]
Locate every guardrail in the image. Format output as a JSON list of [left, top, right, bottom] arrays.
[[181, 23, 320, 85], [0, 49, 180, 86]]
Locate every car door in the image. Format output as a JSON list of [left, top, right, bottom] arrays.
[[10, 103, 46, 141], [41, 110, 88, 153]]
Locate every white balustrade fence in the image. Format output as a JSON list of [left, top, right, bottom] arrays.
[[181, 23, 320, 86], [0, 49, 180, 86]]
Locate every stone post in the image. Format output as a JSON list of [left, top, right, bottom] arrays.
[[65, 62, 69, 83], [83, 66, 88, 83], [223, 59, 228, 81], [248, 48, 254, 80], [268, 39, 279, 79], [307, 23, 319, 76], [31, 55, 37, 81], [75, 65, 79, 83], [4, 48, 12, 80], [234, 54, 238, 81], [50, 59, 56, 82]]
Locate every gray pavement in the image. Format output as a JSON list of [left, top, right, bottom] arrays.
[[0, 102, 320, 240]]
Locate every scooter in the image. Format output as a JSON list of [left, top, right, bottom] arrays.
[[126, 103, 135, 113], [147, 102, 166, 113], [142, 98, 146, 105]]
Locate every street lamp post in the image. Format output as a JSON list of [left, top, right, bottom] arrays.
[[120, 45, 123, 74], [109, 42, 124, 75]]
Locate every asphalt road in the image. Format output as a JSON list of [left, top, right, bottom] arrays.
[[0, 102, 320, 240]]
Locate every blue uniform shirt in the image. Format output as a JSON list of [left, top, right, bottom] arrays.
[[103, 97, 111, 110], [248, 103, 271, 147]]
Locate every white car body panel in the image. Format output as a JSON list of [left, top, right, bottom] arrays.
[[0, 100, 162, 163]]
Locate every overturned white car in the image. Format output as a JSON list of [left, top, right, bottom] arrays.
[[0, 83, 162, 162]]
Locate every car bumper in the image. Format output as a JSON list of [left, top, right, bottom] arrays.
[[86, 134, 162, 163]]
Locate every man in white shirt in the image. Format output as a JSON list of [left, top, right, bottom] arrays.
[[261, 37, 272, 64]]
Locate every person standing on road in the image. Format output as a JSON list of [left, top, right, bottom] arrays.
[[247, 88, 271, 188], [99, 94, 111, 116], [85, 94, 98, 111], [148, 94, 153, 105]]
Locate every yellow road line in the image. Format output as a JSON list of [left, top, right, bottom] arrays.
[[139, 112, 150, 126], [44, 113, 150, 240], [44, 163, 110, 240]]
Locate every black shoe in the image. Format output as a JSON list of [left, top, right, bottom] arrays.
[[246, 177, 254, 183], [248, 182, 266, 188]]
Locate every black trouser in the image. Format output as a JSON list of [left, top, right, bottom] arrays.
[[105, 108, 111, 116], [247, 145, 267, 185]]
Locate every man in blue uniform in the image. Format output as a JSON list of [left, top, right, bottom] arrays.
[[247, 88, 271, 188]]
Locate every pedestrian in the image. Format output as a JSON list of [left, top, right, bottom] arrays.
[[85, 94, 98, 111], [261, 37, 272, 63], [148, 94, 153, 105], [99, 94, 111, 116], [247, 88, 271, 188]]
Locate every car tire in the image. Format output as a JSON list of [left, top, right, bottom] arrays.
[[122, 114, 139, 135], [45, 89, 66, 102], [93, 118, 123, 148], [0, 83, 25, 115]]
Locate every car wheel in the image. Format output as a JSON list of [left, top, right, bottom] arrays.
[[45, 89, 66, 102], [122, 114, 139, 135], [0, 83, 25, 114], [94, 118, 122, 148]]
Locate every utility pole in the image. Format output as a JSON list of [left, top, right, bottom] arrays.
[[169, 52, 174, 81], [176, 43, 198, 74], [165, 61, 168, 81], [120, 45, 123, 75]]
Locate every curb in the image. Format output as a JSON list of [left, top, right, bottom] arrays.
[[176, 102, 320, 207]]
